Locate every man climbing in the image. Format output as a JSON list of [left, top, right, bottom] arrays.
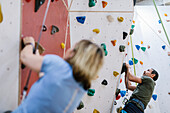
[[121, 63, 159, 113]]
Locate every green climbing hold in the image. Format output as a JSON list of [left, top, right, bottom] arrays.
[[77, 101, 84, 110], [141, 47, 146, 52], [131, 58, 138, 64], [131, 25, 135, 29], [129, 29, 134, 35], [89, 0, 96, 7], [87, 89, 95, 96], [119, 45, 126, 52], [101, 43, 108, 56], [104, 50, 108, 56]]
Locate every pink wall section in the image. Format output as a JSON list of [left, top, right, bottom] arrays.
[[21, 0, 70, 98]]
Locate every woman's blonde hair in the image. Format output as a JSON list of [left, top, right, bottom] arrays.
[[66, 40, 104, 90]]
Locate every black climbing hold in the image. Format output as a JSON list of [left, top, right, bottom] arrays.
[[35, 0, 45, 12], [51, 0, 54, 2], [119, 45, 126, 52], [121, 63, 127, 74], [101, 79, 108, 85], [42, 25, 47, 31], [51, 25, 59, 35], [114, 101, 117, 105], [129, 29, 134, 35], [77, 101, 84, 110], [115, 88, 120, 97], [123, 32, 128, 40]]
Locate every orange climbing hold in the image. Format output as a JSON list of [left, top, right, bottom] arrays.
[[164, 13, 168, 17], [128, 42, 130, 45], [140, 61, 143, 65], [141, 41, 143, 44], [93, 29, 100, 34], [102, 1, 108, 8], [168, 52, 170, 56], [0, 3, 3, 23], [93, 109, 100, 113], [111, 40, 117, 46], [113, 71, 119, 77], [133, 20, 135, 24]]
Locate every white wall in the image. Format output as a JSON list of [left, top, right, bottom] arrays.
[[68, 0, 134, 112], [0, 0, 20, 112], [114, 6, 170, 113]]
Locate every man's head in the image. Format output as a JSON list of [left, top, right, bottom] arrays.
[[143, 68, 159, 81]]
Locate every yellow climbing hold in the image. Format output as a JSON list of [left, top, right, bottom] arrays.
[[117, 17, 124, 22], [93, 29, 100, 34], [93, 109, 100, 113], [61, 43, 65, 49], [113, 71, 119, 77], [141, 41, 143, 44], [164, 13, 168, 17], [111, 40, 117, 46], [0, 3, 3, 23]]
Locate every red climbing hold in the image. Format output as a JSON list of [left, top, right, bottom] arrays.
[[116, 94, 121, 100], [102, 1, 108, 8]]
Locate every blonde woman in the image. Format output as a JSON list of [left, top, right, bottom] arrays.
[[12, 37, 104, 113]]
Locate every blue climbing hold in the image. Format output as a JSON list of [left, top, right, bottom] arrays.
[[162, 45, 166, 50], [135, 45, 140, 50], [121, 110, 127, 113], [120, 90, 126, 97], [152, 94, 157, 101], [158, 20, 161, 24], [76, 16, 86, 24], [129, 60, 133, 65]]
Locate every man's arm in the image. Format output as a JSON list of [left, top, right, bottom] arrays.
[[20, 37, 43, 73], [125, 72, 136, 91]]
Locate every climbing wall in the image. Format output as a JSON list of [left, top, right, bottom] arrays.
[[21, 0, 70, 101], [68, 0, 134, 112], [115, 6, 170, 113], [0, 0, 20, 112]]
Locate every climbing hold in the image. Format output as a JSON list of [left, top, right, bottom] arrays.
[[121, 63, 127, 74], [141, 47, 146, 52], [141, 41, 143, 44], [101, 43, 108, 56], [61, 43, 65, 49], [122, 97, 128, 105], [116, 106, 123, 113], [131, 58, 138, 64], [116, 88, 120, 97], [76, 16, 86, 24], [119, 45, 126, 52], [114, 101, 117, 105], [117, 17, 124, 22], [162, 45, 166, 50], [111, 40, 117, 46], [120, 78, 122, 83], [102, 1, 108, 8], [131, 25, 135, 29], [121, 110, 128, 113], [133, 20, 135, 24], [35, 0, 45, 12], [87, 89, 95, 96], [135, 45, 140, 50], [129, 60, 133, 65], [166, 20, 170, 22], [35, 42, 45, 55], [140, 61, 143, 65], [168, 52, 170, 56], [0, 3, 3, 23], [158, 20, 161, 24], [77, 101, 84, 110], [123, 32, 128, 40], [120, 90, 126, 97], [168, 92, 170, 95], [101, 79, 108, 85], [93, 109, 100, 113], [93, 29, 100, 34], [147, 45, 150, 49], [113, 71, 119, 77], [164, 13, 168, 17], [128, 42, 130, 45], [89, 0, 96, 7], [26, 0, 31, 2], [152, 94, 157, 101], [42, 25, 47, 31], [148, 105, 152, 109], [129, 29, 134, 35], [158, 30, 161, 33], [116, 94, 121, 100], [51, 25, 59, 35], [104, 50, 108, 56], [107, 15, 114, 22]]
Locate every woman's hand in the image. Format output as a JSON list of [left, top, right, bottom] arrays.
[[23, 36, 35, 46]]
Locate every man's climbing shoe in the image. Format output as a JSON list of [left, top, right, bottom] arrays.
[[121, 63, 127, 74]]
